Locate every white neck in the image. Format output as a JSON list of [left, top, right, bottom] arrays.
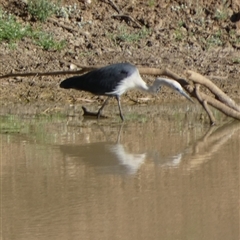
[[136, 78, 175, 94], [155, 78, 180, 88]]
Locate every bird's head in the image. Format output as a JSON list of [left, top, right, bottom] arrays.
[[156, 78, 194, 103]]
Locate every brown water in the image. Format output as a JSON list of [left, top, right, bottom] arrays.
[[1, 110, 239, 240]]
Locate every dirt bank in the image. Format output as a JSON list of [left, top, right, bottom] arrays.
[[0, 0, 239, 110]]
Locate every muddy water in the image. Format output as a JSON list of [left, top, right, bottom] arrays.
[[1, 107, 239, 240]]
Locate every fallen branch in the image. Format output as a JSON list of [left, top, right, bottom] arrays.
[[112, 14, 142, 28], [49, 17, 78, 33], [0, 62, 99, 78], [193, 90, 240, 120], [195, 84, 216, 125], [106, 0, 121, 13], [186, 70, 240, 112], [0, 69, 88, 79], [102, 0, 142, 28]]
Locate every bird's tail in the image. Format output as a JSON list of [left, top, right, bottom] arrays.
[[60, 76, 79, 89]]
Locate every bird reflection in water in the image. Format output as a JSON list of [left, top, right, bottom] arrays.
[[60, 125, 146, 175], [107, 144, 146, 174]]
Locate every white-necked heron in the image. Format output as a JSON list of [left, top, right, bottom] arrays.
[[60, 63, 192, 121]]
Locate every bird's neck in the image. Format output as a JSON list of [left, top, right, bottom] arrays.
[[147, 79, 163, 93], [156, 78, 176, 88]]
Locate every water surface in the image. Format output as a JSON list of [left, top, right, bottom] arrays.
[[1, 106, 239, 240]]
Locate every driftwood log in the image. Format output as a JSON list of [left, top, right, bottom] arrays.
[[1, 63, 240, 124]]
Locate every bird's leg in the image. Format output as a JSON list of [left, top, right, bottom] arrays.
[[97, 96, 110, 119], [116, 123, 124, 143], [116, 96, 124, 121]]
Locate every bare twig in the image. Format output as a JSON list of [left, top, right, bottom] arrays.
[[112, 14, 142, 28], [0, 69, 88, 79], [107, 0, 121, 13], [195, 84, 216, 125], [207, 75, 228, 81], [49, 17, 78, 33], [203, 100, 216, 125], [102, 0, 141, 28], [194, 90, 240, 120], [138, 67, 190, 87]]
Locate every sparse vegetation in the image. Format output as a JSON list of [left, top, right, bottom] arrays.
[[214, 0, 229, 21], [214, 8, 228, 21], [206, 30, 223, 48], [232, 58, 240, 64], [0, 7, 65, 50], [28, 0, 60, 22], [109, 26, 151, 44], [148, 0, 156, 7], [125, 113, 148, 123], [55, 3, 80, 18], [0, 114, 65, 142], [33, 31, 66, 50], [174, 28, 185, 42], [0, 9, 32, 43]]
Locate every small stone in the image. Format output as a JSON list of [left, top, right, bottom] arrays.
[[70, 64, 77, 70]]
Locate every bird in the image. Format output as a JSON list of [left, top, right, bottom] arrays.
[[60, 62, 193, 121]]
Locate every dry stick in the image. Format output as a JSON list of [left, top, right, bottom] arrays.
[[63, 63, 100, 71], [48, 18, 78, 33], [207, 75, 228, 81], [186, 70, 240, 112], [138, 67, 190, 87], [103, 0, 142, 28], [112, 14, 142, 28], [196, 91, 240, 120], [0, 69, 93, 79], [195, 84, 216, 125], [203, 100, 216, 124], [107, 0, 121, 13]]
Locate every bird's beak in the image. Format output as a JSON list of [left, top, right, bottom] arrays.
[[180, 90, 194, 103]]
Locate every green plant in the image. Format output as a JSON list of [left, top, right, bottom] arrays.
[[214, 8, 228, 21], [125, 113, 147, 123], [229, 29, 235, 37], [33, 31, 66, 50], [0, 8, 66, 50], [174, 29, 184, 41], [0, 9, 32, 43], [178, 21, 185, 28], [28, 0, 59, 22], [0, 114, 66, 141], [79, 51, 94, 57], [232, 58, 240, 64], [206, 31, 223, 48], [0, 115, 24, 133], [148, 0, 156, 7], [109, 26, 151, 44]]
